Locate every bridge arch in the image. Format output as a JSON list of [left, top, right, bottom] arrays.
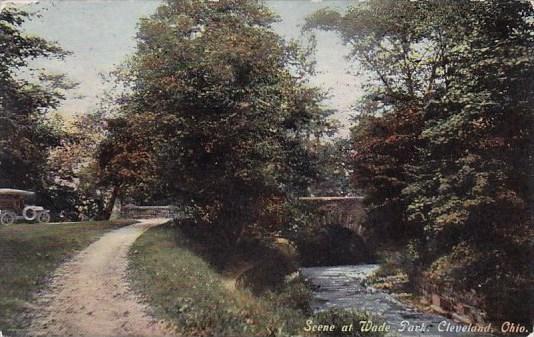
[[298, 196, 367, 238]]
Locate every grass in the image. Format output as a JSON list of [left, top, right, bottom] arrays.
[[129, 225, 384, 337], [0, 219, 134, 333]]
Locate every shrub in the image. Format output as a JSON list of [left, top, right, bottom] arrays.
[[263, 275, 313, 315], [235, 245, 297, 295]]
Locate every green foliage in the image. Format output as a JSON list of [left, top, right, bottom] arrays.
[[46, 112, 113, 218], [278, 200, 319, 236], [130, 224, 382, 337], [367, 245, 420, 293], [307, 0, 533, 324], [309, 139, 353, 196], [129, 225, 309, 336], [263, 275, 313, 314], [350, 108, 424, 242], [103, 0, 333, 240], [0, 9, 72, 193], [305, 0, 433, 243]]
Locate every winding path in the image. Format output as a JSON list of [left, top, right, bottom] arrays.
[[29, 218, 173, 337]]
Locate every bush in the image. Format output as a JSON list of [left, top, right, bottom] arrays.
[[426, 242, 532, 326], [236, 250, 297, 295], [263, 274, 313, 314], [177, 217, 301, 295]]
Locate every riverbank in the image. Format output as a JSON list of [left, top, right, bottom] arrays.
[[366, 255, 533, 336], [301, 265, 495, 337], [128, 224, 310, 336], [128, 224, 382, 337]]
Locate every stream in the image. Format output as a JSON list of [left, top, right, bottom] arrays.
[[300, 265, 494, 337]]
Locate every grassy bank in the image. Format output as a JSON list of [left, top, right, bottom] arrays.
[[129, 225, 383, 337], [0, 220, 133, 332]]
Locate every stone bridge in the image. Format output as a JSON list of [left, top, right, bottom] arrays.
[[120, 196, 367, 236], [299, 196, 367, 237]]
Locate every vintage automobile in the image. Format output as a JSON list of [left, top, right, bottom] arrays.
[[0, 189, 51, 225]]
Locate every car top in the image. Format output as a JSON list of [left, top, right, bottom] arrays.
[[0, 189, 36, 197]]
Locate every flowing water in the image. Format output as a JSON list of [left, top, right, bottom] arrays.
[[300, 265, 493, 337]]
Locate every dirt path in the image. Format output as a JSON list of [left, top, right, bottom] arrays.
[[29, 219, 174, 337]]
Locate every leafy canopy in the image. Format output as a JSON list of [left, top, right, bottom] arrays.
[[102, 0, 334, 242], [0, 8, 72, 193], [306, 0, 533, 324]]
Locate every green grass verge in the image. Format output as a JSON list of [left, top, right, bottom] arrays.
[[0, 220, 134, 332], [129, 225, 384, 337]]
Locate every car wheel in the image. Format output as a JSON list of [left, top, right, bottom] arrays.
[[38, 212, 51, 223], [22, 207, 37, 221], [1, 212, 16, 225]]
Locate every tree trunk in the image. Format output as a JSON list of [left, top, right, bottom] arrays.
[[101, 185, 120, 220]]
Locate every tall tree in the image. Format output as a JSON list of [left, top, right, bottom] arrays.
[[305, 0, 437, 242], [402, 3, 533, 322], [103, 0, 332, 241], [307, 0, 533, 323], [0, 8, 72, 192]]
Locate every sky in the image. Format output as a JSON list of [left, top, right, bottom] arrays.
[[9, 0, 364, 137]]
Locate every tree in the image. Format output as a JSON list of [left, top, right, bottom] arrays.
[[98, 112, 161, 219], [308, 139, 353, 196], [401, 2, 533, 323], [0, 8, 72, 196], [307, 0, 533, 324], [350, 107, 424, 242], [304, 0, 437, 243], [47, 111, 113, 219], [103, 0, 332, 242]]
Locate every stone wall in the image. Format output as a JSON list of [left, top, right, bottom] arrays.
[[418, 278, 487, 324], [120, 204, 182, 219]]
